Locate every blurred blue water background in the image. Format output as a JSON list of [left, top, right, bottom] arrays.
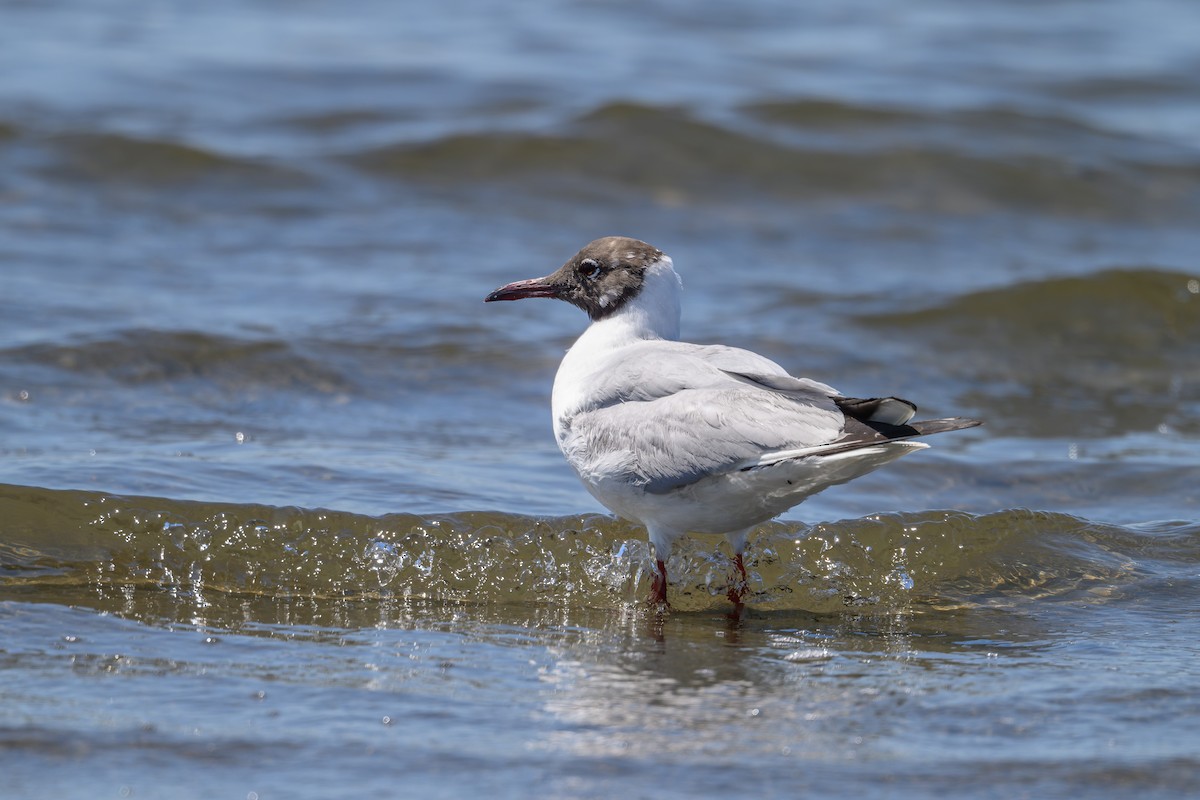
[[1, 2, 1198, 798]]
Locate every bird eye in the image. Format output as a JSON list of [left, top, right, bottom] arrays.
[[578, 259, 603, 280]]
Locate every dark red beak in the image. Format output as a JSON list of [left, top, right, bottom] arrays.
[[484, 277, 560, 302]]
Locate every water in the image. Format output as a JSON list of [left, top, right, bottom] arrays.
[[2, 1, 1199, 797]]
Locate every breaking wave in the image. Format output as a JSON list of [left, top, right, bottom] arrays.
[[2, 483, 1193, 619]]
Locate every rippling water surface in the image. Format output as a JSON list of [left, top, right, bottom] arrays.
[[2, 1, 1199, 798]]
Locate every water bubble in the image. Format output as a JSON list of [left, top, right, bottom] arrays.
[[364, 540, 405, 586], [413, 549, 435, 577]]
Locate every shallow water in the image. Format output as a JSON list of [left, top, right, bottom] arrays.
[[5, 483, 1200, 799], [2, 1, 1199, 798]]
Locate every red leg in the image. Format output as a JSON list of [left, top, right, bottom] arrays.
[[726, 552, 748, 606], [648, 558, 670, 609]]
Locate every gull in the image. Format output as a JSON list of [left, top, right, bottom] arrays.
[[485, 236, 980, 608]]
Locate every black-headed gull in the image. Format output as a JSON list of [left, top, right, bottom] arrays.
[[486, 236, 980, 608]]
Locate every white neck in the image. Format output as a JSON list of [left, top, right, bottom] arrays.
[[586, 256, 682, 344]]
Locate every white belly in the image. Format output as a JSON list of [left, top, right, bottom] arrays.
[[567, 441, 927, 535]]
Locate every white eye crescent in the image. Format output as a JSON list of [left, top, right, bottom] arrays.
[[579, 259, 602, 280]]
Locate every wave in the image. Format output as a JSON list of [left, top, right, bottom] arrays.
[[744, 98, 1186, 161], [857, 267, 1200, 437], [5, 125, 310, 187], [1, 329, 351, 393], [2, 483, 1193, 620], [344, 101, 1200, 218], [866, 267, 1200, 349], [0, 327, 553, 405], [9, 100, 1198, 217]]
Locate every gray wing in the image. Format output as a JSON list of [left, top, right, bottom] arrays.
[[560, 342, 847, 493]]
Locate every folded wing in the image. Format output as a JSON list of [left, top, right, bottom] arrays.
[[561, 340, 980, 494]]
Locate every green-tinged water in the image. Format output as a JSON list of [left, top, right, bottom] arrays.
[[2, 0, 1200, 797], [0, 485, 1181, 613], [3, 484, 1199, 798]]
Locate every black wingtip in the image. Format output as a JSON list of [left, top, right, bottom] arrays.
[[835, 395, 918, 426], [836, 415, 982, 451]]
